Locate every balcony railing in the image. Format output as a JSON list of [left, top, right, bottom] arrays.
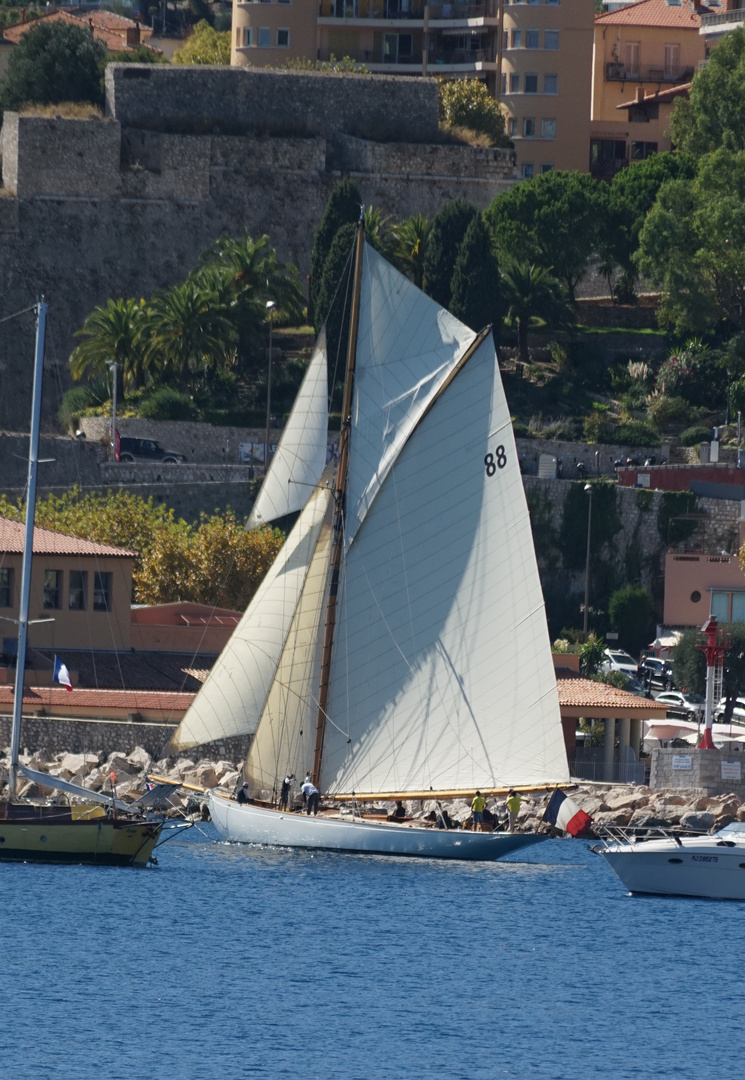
[[700, 7, 745, 27], [430, 47, 492, 63], [317, 46, 423, 63], [605, 61, 695, 84], [317, 0, 495, 17]]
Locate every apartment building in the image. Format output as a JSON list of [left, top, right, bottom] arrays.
[[591, 0, 709, 178], [499, 0, 595, 177], [232, 1, 595, 173]]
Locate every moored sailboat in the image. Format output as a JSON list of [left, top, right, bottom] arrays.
[[0, 302, 163, 866], [168, 220, 570, 860]]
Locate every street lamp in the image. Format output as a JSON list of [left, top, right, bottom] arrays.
[[583, 482, 593, 642], [264, 301, 276, 470]]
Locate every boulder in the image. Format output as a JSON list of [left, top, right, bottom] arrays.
[[628, 810, 670, 828], [603, 790, 650, 812], [173, 758, 196, 777], [57, 752, 98, 776], [182, 765, 218, 789], [213, 760, 238, 784], [216, 770, 240, 791], [736, 805, 745, 822], [714, 813, 736, 831], [593, 809, 633, 827], [106, 754, 132, 776], [680, 811, 716, 832], [126, 746, 152, 773]]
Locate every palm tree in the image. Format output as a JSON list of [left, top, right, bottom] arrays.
[[363, 206, 392, 258], [390, 214, 431, 288], [500, 260, 573, 363], [142, 277, 236, 392], [69, 298, 148, 391]]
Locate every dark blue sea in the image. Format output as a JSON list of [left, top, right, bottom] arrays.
[[2, 827, 742, 1080]]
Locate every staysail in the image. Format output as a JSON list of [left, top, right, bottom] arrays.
[[246, 330, 329, 530], [319, 249, 568, 795], [244, 486, 334, 797], [167, 484, 332, 752]]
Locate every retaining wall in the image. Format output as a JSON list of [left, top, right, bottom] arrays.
[[651, 746, 745, 799]]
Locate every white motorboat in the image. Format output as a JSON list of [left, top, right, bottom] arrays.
[[169, 217, 570, 861], [595, 822, 745, 900]]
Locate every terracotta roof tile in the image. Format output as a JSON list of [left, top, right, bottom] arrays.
[[0, 684, 192, 712], [2, 11, 157, 51], [0, 517, 136, 558], [556, 669, 668, 713], [617, 82, 692, 108], [595, 0, 710, 29], [28, 649, 215, 692]]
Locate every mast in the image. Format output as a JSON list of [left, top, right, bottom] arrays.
[[311, 215, 365, 785], [8, 301, 47, 799]]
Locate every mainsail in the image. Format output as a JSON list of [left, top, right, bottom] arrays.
[[246, 330, 328, 530], [318, 246, 569, 795], [167, 484, 332, 752]]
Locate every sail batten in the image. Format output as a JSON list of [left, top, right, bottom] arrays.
[[247, 330, 328, 530]]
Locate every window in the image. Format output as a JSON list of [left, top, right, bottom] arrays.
[[510, 29, 521, 48], [43, 569, 61, 610], [501, 73, 507, 94], [544, 29, 559, 49], [0, 568, 11, 608], [523, 117, 536, 137], [664, 43, 680, 76], [278, 0, 291, 3], [510, 72, 520, 92], [631, 140, 658, 159], [93, 572, 111, 613], [546, 0, 560, 5], [540, 162, 554, 173], [526, 29, 539, 48], [543, 73, 557, 93], [241, 26, 253, 46], [710, 591, 745, 621], [507, 117, 517, 136], [524, 73, 538, 93], [541, 118, 556, 138], [258, 26, 271, 46], [522, 163, 534, 179], [733, 594, 745, 622], [624, 42, 640, 74], [277, 27, 290, 46], [69, 570, 87, 611]]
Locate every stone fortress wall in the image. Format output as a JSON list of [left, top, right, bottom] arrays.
[[0, 65, 516, 435]]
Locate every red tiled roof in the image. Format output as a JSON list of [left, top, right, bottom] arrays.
[[28, 649, 214, 692], [595, 0, 710, 29], [556, 669, 668, 714], [0, 517, 136, 558], [2, 11, 156, 51], [0, 684, 192, 712], [617, 82, 692, 108]]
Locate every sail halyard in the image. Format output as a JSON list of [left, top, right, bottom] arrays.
[[246, 329, 329, 530], [310, 218, 365, 785]]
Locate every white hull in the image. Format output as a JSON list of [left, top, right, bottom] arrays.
[[600, 832, 745, 900], [207, 793, 547, 861]]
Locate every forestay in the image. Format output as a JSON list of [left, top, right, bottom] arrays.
[[168, 485, 332, 752], [246, 330, 329, 530], [321, 330, 569, 795], [245, 487, 334, 795], [345, 246, 476, 547]]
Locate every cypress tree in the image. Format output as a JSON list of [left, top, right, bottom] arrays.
[[422, 199, 478, 309], [449, 215, 499, 332], [310, 179, 361, 330]]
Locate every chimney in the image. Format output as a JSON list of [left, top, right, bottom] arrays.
[[636, 86, 646, 103]]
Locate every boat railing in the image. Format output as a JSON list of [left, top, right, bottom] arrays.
[[591, 823, 707, 850]]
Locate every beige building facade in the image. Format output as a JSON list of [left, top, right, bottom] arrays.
[[591, 0, 706, 178], [499, 0, 595, 177], [663, 551, 745, 628]]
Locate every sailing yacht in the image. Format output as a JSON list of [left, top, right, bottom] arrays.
[[0, 302, 163, 866], [168, 221, 570, 860]]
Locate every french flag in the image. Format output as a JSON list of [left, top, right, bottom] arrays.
[[53, 655, 73, 693], [543, 789, 593, 837]]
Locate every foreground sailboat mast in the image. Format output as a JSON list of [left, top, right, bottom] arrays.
[[311, 217, 365, 785], [8, 301, 47, 799]]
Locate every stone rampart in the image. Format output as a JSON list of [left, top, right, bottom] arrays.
[[105, 65, 439, 143]]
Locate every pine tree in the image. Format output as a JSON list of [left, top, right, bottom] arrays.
[[310, 179, 362, 329], [449, 215, 499, 332]]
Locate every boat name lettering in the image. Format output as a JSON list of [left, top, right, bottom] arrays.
[[691, 855, 718, 862], [484, 445, 507, 477]]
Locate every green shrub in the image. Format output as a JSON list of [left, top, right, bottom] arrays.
[[615, 420, 660, 447], [655, 340, 725, 406], [57, 386, 99, 432], [583, 412, 615, 443], [680, 423, 713, 447], [138, 387, 195, 421], [647, 393, 691, 429], [437, 78, 508, 146]]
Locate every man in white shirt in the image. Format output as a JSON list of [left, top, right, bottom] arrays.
[[301, 778, 319, 816]]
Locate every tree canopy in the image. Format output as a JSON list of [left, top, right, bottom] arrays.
[[449, 215, 499, 333], [0, 21, 106, 111], [422, 198, 478, 309], [172, 20, 231, 65], [671, 27, 745, 157], [310, 178, 362, 330], [437, 78, 509, 146]]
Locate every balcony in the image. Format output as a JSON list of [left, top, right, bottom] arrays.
[[700, 7, 745, 33], [605, 61, 695, 84], [318, 1, 424, 18], [429, 46, 495, 66], [317, 45, 423, 66], [428, 1, 497, 16]]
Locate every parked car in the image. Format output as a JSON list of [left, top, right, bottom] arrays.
[[623, 675, 649, 697], [714, 696, 745, 723], [601, 649, 638, 678], [117, 437, 185, 464], [638, 656, 675, 690], [655, 691, 705, 721]]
